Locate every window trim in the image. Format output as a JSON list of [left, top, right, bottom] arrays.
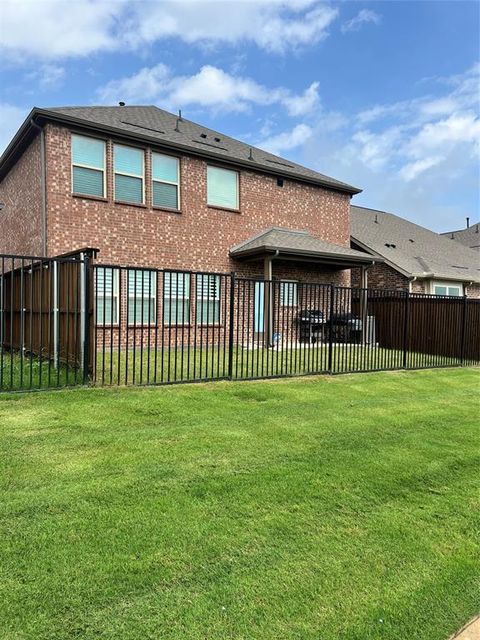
[[206, 164, 240, 211], [152, 151, 181, 211], [95, 267, 119, 326], [163, 271, 191, 326], [196, 274, 222, 325], [71, 133, 106, 199], [431, 281, 464, 297], [279, 279, 298, 307], [127, 269, 157, 326], [113, 143, 145, 205]]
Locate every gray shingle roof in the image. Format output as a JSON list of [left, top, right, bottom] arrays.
[[441, 223, 480, 251], [230, 227, 377, 265], [38, 105, 360, 194], [351, 206, 480, 283]]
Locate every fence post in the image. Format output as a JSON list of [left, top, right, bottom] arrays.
[[227, 271, 236, 379], [82, 252, 91, 384], [328, 284, 335, 374], [460, 294, 467, 366], [402, 290, 410, 369]]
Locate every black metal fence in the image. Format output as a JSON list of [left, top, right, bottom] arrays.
[[1, 255, 479, 391]]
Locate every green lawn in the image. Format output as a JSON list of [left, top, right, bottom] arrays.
[[1, 343, 461, 390], [0, 369, 479, 639]]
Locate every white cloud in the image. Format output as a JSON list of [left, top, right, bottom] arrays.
[[26, 64, 65, 90], [288, 64, 480, 230], [399, 156, 442, 182], [1, 0, 123, 61], [341, 9, 381, 34], [1, 0, 338, 61], [0, 104, 29, 155], [258, 123, 313, 154], [97, 64, 321, 116]]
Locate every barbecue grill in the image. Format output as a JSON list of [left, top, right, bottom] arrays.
[[297, 309, 327, 343]]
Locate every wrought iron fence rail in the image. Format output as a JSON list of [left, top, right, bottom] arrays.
[[1, 255, 478, 392]]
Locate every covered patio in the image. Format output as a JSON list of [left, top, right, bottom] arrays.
[[230, 227, 380, 345]]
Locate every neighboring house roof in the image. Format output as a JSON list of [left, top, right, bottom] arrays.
[[441, 223, 480, 251], [0, 105, 361, 195], [230, 227, 377, 266], [351, 205, 480, 284]]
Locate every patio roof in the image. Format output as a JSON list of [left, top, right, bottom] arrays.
[[230, 227, 379, 268]]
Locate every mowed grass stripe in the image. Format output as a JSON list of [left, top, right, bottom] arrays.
[[0, 368, 478, 639]]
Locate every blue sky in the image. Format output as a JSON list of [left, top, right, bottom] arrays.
[[1, 0, 479, 232]]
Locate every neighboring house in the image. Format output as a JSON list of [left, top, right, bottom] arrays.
[[0, 105, 375, 294], [350, 206, 480, 298], [441, 221, 480, 252]]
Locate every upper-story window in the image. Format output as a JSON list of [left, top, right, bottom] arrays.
[[207, 166, 239, 210], [114, 144, 144, 204], [152, 153, 180, 209], [71, 134, 106, 198]]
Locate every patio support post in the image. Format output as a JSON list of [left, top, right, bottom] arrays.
[[359, 266, 368, 344], [263, 256, 273, 347]]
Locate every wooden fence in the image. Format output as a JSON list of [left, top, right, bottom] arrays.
[[1, 252, 94, 374]]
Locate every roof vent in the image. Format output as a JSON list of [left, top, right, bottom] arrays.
[[200, 133, 207, 139], [374, 214, 379, 224], [248, 147, 254, 161], [118, 101, 125, 107], [214, 137, 221, 142], [409, 238, 414, 243], [384, 243, 396, 249]]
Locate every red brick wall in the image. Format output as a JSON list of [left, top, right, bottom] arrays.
[[0, 134, 44, 256], [351, 261, 410, 292], [45, 124, 351, 283]]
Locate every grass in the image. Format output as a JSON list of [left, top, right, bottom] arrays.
[[0, 368, 479, 639], [1, 343, 462, 390]]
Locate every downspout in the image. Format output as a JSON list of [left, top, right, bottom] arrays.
[[360, 261, 375, 344], [30, 119, 47, 255], [408, 276, 417, 294]]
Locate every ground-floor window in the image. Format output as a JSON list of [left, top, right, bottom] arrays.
[[196, 274, 221, 324], [128, 270, 157, 325], [164, 271, 191, 325], [96, 267, 119, 324], [432, 281, 463, 297], [280, 280, 298, 307]]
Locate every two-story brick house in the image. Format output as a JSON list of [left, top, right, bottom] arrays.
[[0, 106, 379, 340], [0, 105, 373, 275]]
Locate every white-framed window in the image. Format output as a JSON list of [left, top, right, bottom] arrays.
[[163, 271, 191, 325], [432, 281, 463, 297], [96, 267, 119, 324], [207, 166, 239, 209], [196, 274, 221, 324], [127, 270, 157, 325], [280, 280, 298, 307], [114, 144, 144, 204], [152, 153, 180, 209], [71, 134, 106, 197]]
